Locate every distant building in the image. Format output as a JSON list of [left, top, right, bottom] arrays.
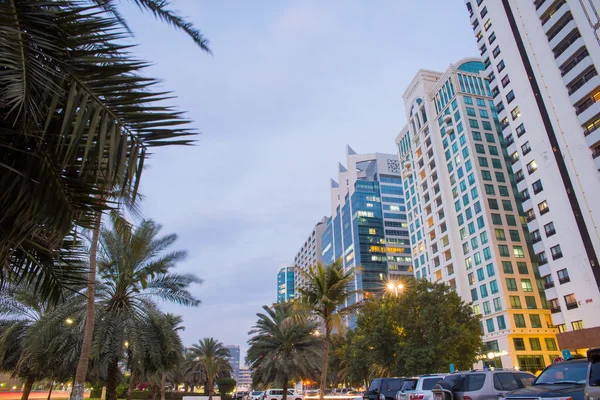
[[277, 264, 295, 302], [322, 146, 413, 305], [225, 345, 240, 381], [294, 217, 328, 291], [237, 368, 252, 389]]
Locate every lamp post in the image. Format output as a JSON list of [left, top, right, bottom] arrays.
[[386, 282, 404, 296]]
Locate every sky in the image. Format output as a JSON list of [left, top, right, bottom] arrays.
[[119, 0, 479, 363]]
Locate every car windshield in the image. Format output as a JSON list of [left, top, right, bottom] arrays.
[[252, 392, 263, 395], [368, 379, 381, 391], [422, 378, 444, 390], [534, 362, 588, 385]]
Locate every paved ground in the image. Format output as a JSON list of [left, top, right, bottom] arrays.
[[0, 391, 90, 400]]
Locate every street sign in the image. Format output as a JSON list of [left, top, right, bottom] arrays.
[[553, 356, 564, 363], [449, 364, 455, 373], [562, 349, 572, 360]]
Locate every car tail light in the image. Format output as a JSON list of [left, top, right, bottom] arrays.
[[464, 396, 473, 400]]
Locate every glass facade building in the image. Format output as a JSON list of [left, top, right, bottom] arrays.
[[322, 146, 412, 308], [276, 265, 294, 303]]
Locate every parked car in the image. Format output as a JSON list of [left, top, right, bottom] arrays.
[[248, 391, 264, 400], [503, 358, 589, 400], [364, 378, 405, 400], [263, 389, 303, 400], [587, 347, 600, 400], [235, 392, 249, 400], [432, 369, 536, 400], [396, 374, 447, 400]]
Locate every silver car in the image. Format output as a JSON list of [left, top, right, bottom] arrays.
[[432, 370, 536, 400], [588, 347, 600, 400], [248, 391, 264, 400], [396, 375, 447, 400]]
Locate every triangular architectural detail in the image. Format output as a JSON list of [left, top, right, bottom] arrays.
[[346, 145, 357, 155]]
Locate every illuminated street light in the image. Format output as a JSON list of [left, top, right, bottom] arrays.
[[386, 281, 404, 296], [65, 318, 73, 325]]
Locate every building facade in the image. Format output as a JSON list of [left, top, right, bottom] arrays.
[[464, 0, 600, 352], [322, 146, 412, 305], [276, 264, 295, 302], [237, 368, 252, 389], [293, 217, 328, 290], [396, 59, 558, 371], [225, 345, 240, 382]]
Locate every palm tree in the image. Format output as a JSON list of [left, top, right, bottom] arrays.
[[0, 284, 84, 400], [0, 0, 208, 298], [186, 338, 232, 400], [246, 303, 322, 400], [91, 220, 201, 400], [297, 260, 361, 400]]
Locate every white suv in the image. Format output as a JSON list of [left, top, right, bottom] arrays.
[[263, 389, 303, 400], [396, 375, 447, 400]]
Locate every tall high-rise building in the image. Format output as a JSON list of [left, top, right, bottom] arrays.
[[322, 146, 412, 305], [396, 59, 558, 371], [293, 217, 328, 290], [225, 345, 240, 381], [463, 0, 600, 351], [276, 264, 295, 302]]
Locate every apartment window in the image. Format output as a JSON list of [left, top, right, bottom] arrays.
[[514, 338, 526, 351], [505, 90, 515, 104], [514, 314, 526, 328], [526, 160, 537, 174], [511, 151, 520, 165], [497, 315, 506, 329], [521, 188, 530, 202], [503, 200, 513, 211], [572, 320, 584, 330], [557, 324, 566, 333], [488, 32, 496, 44], [531, 229, 541, 243], [515, 123, 525, 138], [488, 198, 499, 210], [530, 338, 542, 351], [480, 284, 489, 298], [491, 213, 502, 225], [506, 215, 517, 226], [483, 301, 491, 315], [506, 278, 518, 291], [557, 268, 570, 285], [499, 186, 509, 196], [484, 18, 492, 31], [510, 295, 522, 309], [521, 141, 531, 155], [503, 261, 514, 274], [495, 229, 506, 240], [511, 106, 520, 120], [493, 45, 501, 58], [480, 109, 489, 118], [538, 200, 549, 215], [545, 338, 558, 351], [515, 169, 524, 183], [481, 6, 488, 18], [538, 251, 548, 265], [493, 297, 502, 312], [486, 263, 495, 277], [495, 171, 505, 182], [532, 179, 543, 194], [521, 279, 533, 292], [517, 262, 528, 275], [501, 74, 510, 87], [526, 208, 536, 222], [497, 60, 506, 73], [551, 245, 563, 260], [499, 245, 510, 257], [470, 119, 480, 128], [525, 296, 537, 309], [484, 184, 495, 195], [565, 293, 578, 310], [486, 318, 495, 333], [509, 230, 520, 242], [543, 222, 555, 237]]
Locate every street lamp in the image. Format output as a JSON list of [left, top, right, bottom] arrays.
[[65, 318, 73, 325], [386, 281, 404, 296]]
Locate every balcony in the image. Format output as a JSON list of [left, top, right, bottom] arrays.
[[549, 22, 578, 52], [538, 263, 551, 277], [585, 120, 600, 148], [527, 214, 537, 223], [506, 137, 514, 146], [545, 5, 571, 37], [516, 174, 525, 183], [579, 98, 600, 126], [562, 51, 592, 82], [551, 305, 562, 314], [545, 284, 558, 300], [566, 301, 579, 310], [532, 235, 541, 243], [558, 276, 571, 284], [594, 149, 600, 170], [545, 280, 555, 289], [556, 37, 585, 68], [570, 73, 600, 105], [542, 1, 568, 31], [540, 207, 550, 215]]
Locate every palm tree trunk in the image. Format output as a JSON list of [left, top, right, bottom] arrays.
[[47, 381, 54, 400], [71, 215, 101, 400], [160, 372, 166, 400], [207, 377, 213, 400], [127, 369, 136, 400], [21, 376, 35, 400], [106, 356, 120, 400], [319, 327, 331, 400], [282, 377, 288, 400]]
